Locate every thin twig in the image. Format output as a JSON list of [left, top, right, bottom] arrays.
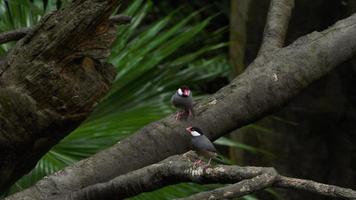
[[109, 15, 132, 24], [0, 14, 132, 45], [0, 27, 32, 44]]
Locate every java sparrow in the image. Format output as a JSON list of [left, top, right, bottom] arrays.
[[171, 86, 193, 120], [186, 126, 217, 165]]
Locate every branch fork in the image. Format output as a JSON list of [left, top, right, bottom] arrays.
[[4, 0, 356, 199], [55, 152, 356, 200]]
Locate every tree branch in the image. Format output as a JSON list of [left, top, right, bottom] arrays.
[[180, 170, 277, 200], [276, 176, 356, 200], [7, 10, 356, 200], [0, 0, 121, 192], [0, 28, 32, 45], [0, 14, 131, 44], [258, 0, 295, 55], [41, 152, 356, 200]]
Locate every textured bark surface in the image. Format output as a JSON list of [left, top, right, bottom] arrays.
[[46, 152, 356, 200], [0, 15, 131, 44], [231, 1, 356, 199], [2, 0, 356, 199], [0, 0, 120, 192], [64, 153, 271, 200], [6, 8, 356, 199]]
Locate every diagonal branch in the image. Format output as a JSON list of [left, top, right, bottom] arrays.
[[44, 152, 356, 200], [6, 11, 356, 200], [277, 177, 356, 199], [258, 0, 295, 55], [0, 14, 131, 44]]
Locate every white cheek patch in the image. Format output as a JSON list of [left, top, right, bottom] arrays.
[[191, 131, 201, 137], [177, 88, 183, 96]]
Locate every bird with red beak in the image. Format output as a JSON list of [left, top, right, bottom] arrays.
[[186, 126, 217, 166], [171, 86, 193, 120]]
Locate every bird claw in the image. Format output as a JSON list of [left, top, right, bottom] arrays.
[[193, 159, 204, 168], [193, 158, 213, 169], [175, 111, 190, 120], [207, 158, 212, 166], [188, 109, 193, 117], [175, 112, 180, 120], [175, 111, 184, 120]]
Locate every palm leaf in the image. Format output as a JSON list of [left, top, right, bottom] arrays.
[[2, 1, 232, 199]]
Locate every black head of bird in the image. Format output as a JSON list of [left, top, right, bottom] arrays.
[[185, 126, 217, 166], [177, 86, 191, 97], [171, 86, 193, 120]]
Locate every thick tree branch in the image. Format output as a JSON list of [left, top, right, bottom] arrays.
[[0, 0, 122, 192], [277, 177, 356, 200], [42, 152, 356, 200], [7, 11, 356, 200], [183, 174, 356, 200], [258, 0, 294, 55], [0, 15, 131, 44]]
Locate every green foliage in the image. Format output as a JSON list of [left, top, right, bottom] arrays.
[[0, 1, 267, 199], [0, 0, 67, 54], [132, 183, 218, 200], [215, 137, 273, 157], [0, 0, 231, 198]]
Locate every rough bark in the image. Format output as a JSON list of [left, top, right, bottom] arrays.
[[0, 0, 120, 192], [231, 1, 356, 199], [0, 15, 131, 44], [41, 152, 356, 200], [6, 8, 356, 199]]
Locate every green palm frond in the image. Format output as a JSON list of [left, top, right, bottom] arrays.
[[1, 0, 233, 198], [132, 183, 219, 200], [0, 0, 64, 53], [214, 137, 273, 157]]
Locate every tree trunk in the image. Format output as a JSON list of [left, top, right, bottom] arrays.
[[0, 0, 119, 192]]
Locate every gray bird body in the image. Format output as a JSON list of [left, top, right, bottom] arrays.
[[191, 135, 217, 159], [171, 92, 193, 112]]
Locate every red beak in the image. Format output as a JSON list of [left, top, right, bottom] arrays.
[[186, 127, 192, 133], [183, 90, 190, 96]]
